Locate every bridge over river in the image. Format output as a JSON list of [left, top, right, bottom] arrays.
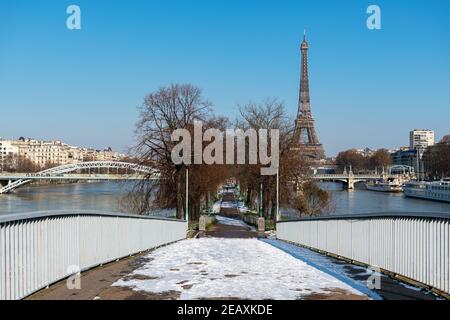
[[311, 165, 416, 189], [0, 161, 159, 194]]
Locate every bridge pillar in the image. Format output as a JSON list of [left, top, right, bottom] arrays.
[[347, 176, 355, 190]]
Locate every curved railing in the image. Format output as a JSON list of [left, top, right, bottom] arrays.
[[0, 211, 186, 300], [277, 212, 450, 296]]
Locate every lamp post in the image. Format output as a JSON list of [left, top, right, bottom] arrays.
[[185, 167, 189, 224], [259, 180, 263, 218], [276, 167, 280, 222], [257, 177, 265, 235]]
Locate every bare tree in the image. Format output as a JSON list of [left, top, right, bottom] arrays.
[[368, 149, 392, 170], [335, 149, 367, 172], [130, 84, 212, 218], [128, 83, 232, 220], [336, 149, 391, 173], [1, 154, 18, 172], [423, 138, 450, 179]]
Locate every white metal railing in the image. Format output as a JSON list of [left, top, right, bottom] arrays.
[[277, 213, 450, 295], [0, 211, 186, 300]]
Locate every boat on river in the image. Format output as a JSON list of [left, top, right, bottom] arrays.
[[366, 178, 403, 193], [403, 180, 450, 203]]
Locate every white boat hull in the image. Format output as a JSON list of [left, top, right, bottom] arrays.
[[366, 184, 403, 193], [404, 188, 450, 203]]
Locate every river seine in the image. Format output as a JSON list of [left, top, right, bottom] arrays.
[[0, 182, 449, 216]]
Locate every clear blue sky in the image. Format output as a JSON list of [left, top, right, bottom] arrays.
[[1, 0, 449, 156]]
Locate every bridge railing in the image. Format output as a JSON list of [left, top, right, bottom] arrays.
[[311, 174, 397, 178], [277, 213, 450, 295], [0, 211, 186, 300]]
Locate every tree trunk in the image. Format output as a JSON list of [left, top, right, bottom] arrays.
[[246, 188, 252, 207], [270, 200, 276, 221], [176, 169, 183, 220]]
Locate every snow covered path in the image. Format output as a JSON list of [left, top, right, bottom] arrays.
[[113, 238, 367, 300], [215, 215, 256, 230]]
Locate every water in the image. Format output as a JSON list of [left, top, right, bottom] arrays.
[[320, 182, 450, 216], [1, 181, 449, 217], [0, 182, 132, 215]]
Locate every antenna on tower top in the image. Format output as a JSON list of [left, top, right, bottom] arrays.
[[303, 29, 307, 41]]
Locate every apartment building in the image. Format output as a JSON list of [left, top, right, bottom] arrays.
[[410, 129, 435, 151], [0, 140, 19, 170], [13, 139, 71, 167], [0, 138, 125, 171]]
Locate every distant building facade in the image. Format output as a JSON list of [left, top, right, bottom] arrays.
[[390, 129, 436, 175], [391, 148, 418, 172], [0, 141, 19, 170], [354, 148, 376, 158], [410, 129, 435, 151], [0, 137, 126, 171]]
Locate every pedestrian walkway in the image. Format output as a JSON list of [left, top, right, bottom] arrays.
[[107, 200, 367, 300], [28, 251, 156, 300], [204, 215, 257, 238], [219, 191, 241, 218], [203, 191, 258, 238], [111, 238, 367, 300]]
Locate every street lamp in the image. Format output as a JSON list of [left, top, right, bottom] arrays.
[[259, 178, 263, 218], [185, 166, 189, 224], [276, 167, 280, 222]]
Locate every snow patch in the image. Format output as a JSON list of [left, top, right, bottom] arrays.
[[220, 201, 237, 209], [215, 215, 254, 230], [212, 201, 221, 214], [113, 238, 365, 300]]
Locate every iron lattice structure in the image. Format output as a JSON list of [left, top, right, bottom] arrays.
[[0, 161, 158, 194], [38, 161, 156, 175], [293, 33, 325, 160]]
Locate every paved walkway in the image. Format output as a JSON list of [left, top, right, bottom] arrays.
[[218, 192, 241, 218], [28, 252, 158, 300], [203, 191, 258, 238], [204, 222, 257, 238], [111, 238, 368, 300]]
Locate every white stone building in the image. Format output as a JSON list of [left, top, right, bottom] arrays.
[[0, 138, 125, 171], [0, 140, 19, 171], [410, 129, 435, 151]]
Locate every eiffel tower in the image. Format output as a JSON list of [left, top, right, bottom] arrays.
[[293, 32, 325, 160]]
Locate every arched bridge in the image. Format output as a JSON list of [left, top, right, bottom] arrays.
[[311, 166, 415, 190], [0, 161, 159, 194], [311, 173, 392, 189]]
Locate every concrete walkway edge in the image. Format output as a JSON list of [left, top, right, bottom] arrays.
[[261, 239, 383, 300]]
